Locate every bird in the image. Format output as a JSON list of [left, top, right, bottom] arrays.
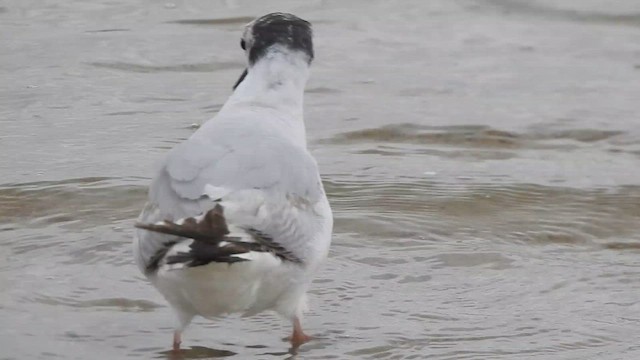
[[133, 13, 333, 352]]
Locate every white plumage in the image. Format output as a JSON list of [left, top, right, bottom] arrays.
[[133, 13, 332, 351]]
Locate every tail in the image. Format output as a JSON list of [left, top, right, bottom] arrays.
[[135, 204, 229, 243], [135, 204, 300, 271]]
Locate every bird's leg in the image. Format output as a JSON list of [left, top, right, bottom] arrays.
[[173, 331, 182, 352], [172, 311, 193, 352], [290, 316, 312, 349]]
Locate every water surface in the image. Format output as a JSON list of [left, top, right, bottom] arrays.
[[1, 0, 640, 359]]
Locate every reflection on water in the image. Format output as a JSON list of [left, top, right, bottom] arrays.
[[86, 61, 243, 73], [480, 0, 640, 27], [0, 177, 145, 227], [156, 346, 237, 359], [166, 17, 257, 27], [2, 0, 640, 359]]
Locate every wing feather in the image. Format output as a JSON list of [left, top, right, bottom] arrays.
[[138, 118, 328, 269]]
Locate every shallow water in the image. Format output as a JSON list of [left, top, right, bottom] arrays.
[[2, 0, 640, 359]]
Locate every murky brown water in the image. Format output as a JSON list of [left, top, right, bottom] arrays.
[[2, 0, 640, 359]]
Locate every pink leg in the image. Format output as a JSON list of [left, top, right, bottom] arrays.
[[290, 317, 312, 349], [173, 331, 181, 352]]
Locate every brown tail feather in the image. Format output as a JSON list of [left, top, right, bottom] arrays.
[[135, 204, 229, 243]]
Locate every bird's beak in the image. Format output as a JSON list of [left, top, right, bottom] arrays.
[[233, 68, 248, 90]]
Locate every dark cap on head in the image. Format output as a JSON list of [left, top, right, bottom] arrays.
[[242, 13, 314, 66]]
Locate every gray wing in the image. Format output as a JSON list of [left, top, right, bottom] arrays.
[[149, 123, 323, 217], [134, 121, 327, 272]]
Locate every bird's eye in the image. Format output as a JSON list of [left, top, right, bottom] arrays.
[[240, 39, 246, 50]]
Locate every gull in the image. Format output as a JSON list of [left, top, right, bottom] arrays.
[[133, 13, 332, 351]]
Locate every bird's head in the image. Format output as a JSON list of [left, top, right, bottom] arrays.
[[233, 13, 313, 89], [242, 12, 314, 66]]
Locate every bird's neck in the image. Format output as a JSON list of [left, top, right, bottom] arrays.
[[226, 48, 309, 123]]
